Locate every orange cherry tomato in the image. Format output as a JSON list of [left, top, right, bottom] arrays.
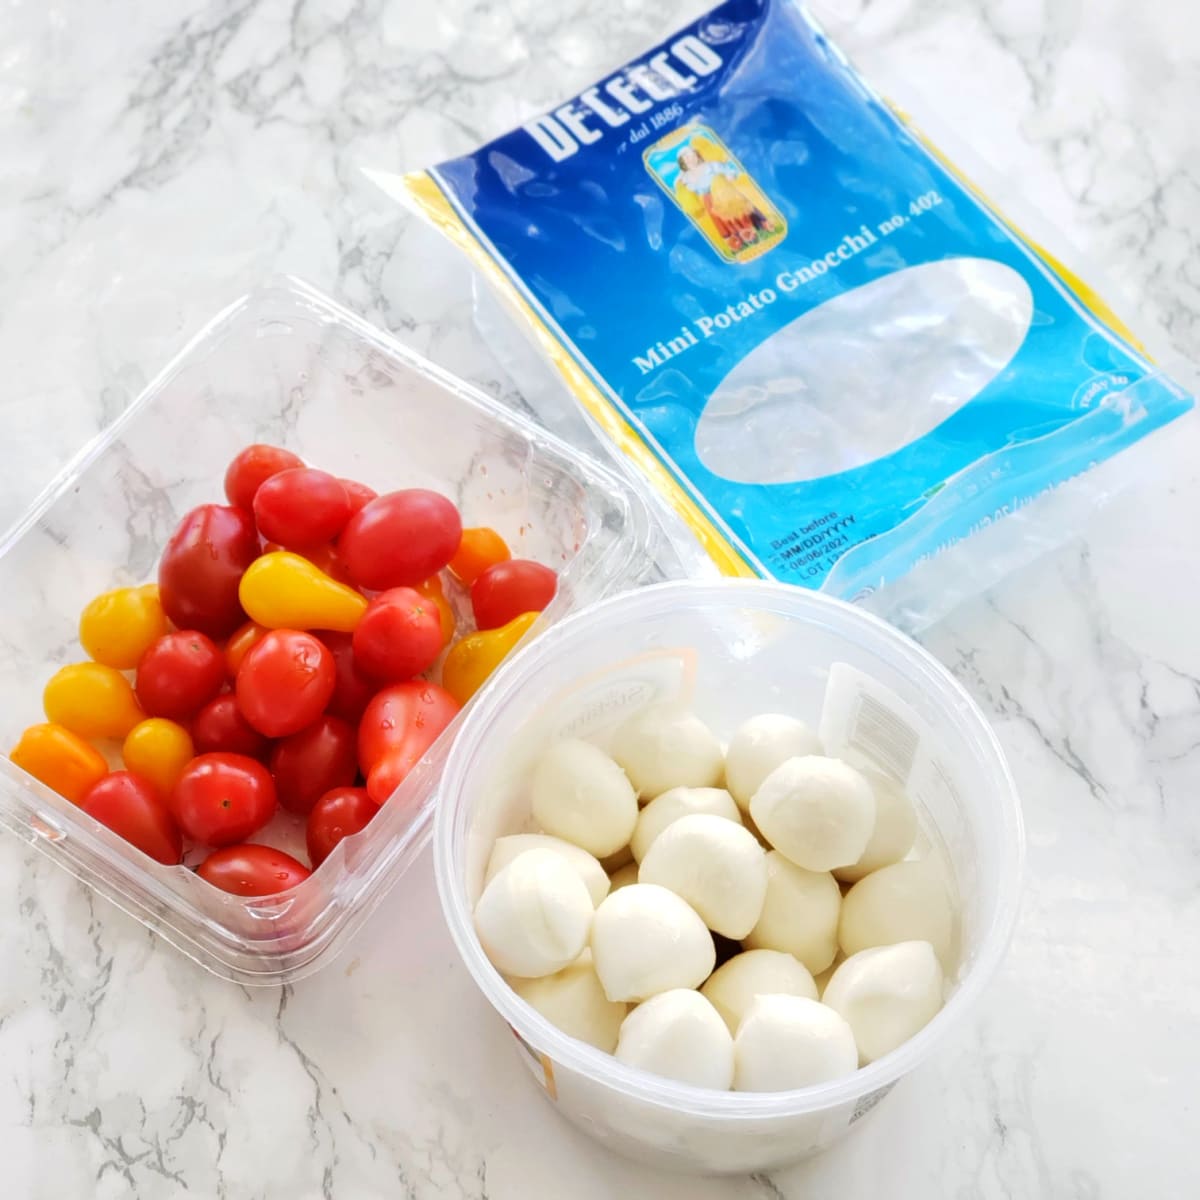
[[224, 621, 269, 678], [448, 526, 511, 586], [122, 718, 195, 798], [79, 584, 168, 669], [415, 575, 456, 648], [43, 662, 145, 740], [10, 723, 108, 803]]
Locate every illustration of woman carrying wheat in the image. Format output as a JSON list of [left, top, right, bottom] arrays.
[[675, 144, 776, 254]]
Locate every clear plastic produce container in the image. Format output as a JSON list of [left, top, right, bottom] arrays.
[[435, 580, 1024, 1173], [0, 277, 653, 986]]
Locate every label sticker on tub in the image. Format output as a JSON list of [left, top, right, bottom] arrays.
[[509, 1025, 558, 1101], [541, 648, 698, 745], [818, 663, 927, 784]]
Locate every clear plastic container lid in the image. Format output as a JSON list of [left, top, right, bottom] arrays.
[[0, 277, 656, 985]]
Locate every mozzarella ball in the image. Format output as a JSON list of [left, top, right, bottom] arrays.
[[610, 706, 724, 800], [615, 989, 734, 1090], [475, 849, 593, 978], [638, 814, 767, 939], [509, 950, 627, 1053], [486, 834, 610, 907], [822, 941, 944, 1064], [631, 786, 742, 863], [608, 862, 640, 891], [744, 851, 841, 974], [700, 949, 818, 1035], [530, 739, 638, 858], [750, 756, 876, 871], [833, 771, 918, 883], [839, 859, 954, 964], [590, 883, 715, 1002], [733, 995, 858, 1091], [725, 714, 822, 812]]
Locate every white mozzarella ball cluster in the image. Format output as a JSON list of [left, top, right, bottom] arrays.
[[638, 814, 767, 939], [724, 714, 822, 813], [610, 705, 724, 799], [473, 703, 956, 1094], [591, 883, 716, 1001], [530, 738, 638, 857], [749, 755, 875, 872], [474, 849, 594, 978], [509, 950, 627, 1054]]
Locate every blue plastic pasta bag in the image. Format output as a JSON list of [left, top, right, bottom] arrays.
[[385, 0, 1193, 614]]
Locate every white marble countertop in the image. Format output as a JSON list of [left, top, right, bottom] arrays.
[[3, 0, 1200, 1195]]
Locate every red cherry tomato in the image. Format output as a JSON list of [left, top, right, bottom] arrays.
[[158, 504, 260, 638], [366, 751, 421, 806], [301, 542, 354, 585], [355, 686, 458, 777], [269, 716, 357, 815], [306, 786, 377, 867], [261, 540, 354, 585], [253, 468, 352, 550], [337, 490, 462, 591], [340, 479, 377, 515], [197, 844, 311, 896], [135, 631, 225, 720], [470, 559, 557, 630], [224, 444, 305, 512], [319, 632, 375, 725], [81, 771, 183, 865], [170, 753, 276, 846], [352, 587, 443, 682], [235, 630, 335, 738], [192, 694, 270, 759]]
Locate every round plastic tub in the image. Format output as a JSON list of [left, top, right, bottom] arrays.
[[434, 580, 1023, 1174]]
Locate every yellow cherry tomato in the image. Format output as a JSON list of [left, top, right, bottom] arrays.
[[10, 723, 108, 803], [448, 526, 511, 586], [238, 551, 367, 633], [122, 718, 194, 797], [79, 584, 168, 669], [441, 611, 538, 706], [43, 662, 145, 740], [415, 574, 456, 648]]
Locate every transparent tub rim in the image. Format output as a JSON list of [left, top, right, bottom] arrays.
[[434, 578, 1025, 1119], [1, 274, 651, 568], [0, 275, 658, 984]]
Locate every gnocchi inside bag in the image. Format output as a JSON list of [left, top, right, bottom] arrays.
[[374, 0, 1193, 627]]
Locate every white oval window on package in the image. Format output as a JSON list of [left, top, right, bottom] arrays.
[[694, 257, 1034, 485]]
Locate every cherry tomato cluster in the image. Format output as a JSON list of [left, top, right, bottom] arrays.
[[9, 444, 558, 897]]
